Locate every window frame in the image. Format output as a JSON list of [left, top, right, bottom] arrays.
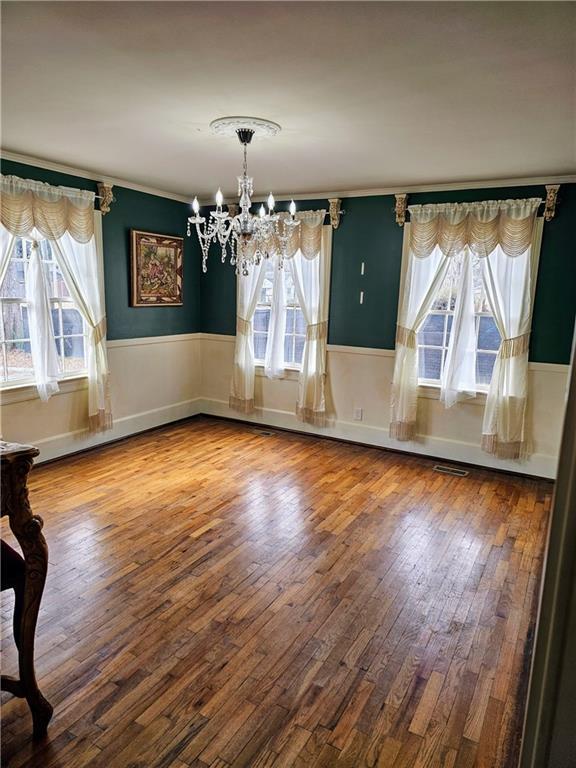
[[397, 223, 498, 401], [416, 307, 500, 392], [253, 259, 305, 372], [0, 210, 104, 394]]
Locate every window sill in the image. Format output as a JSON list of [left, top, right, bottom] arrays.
[[1, 375, 88, 405], [255, 364, 300, 382], [418, 383, 487, 405]]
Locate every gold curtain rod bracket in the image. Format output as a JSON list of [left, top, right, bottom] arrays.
[[328, 198, 344, 229], [395, 193, 408, 227], [97, 182, 115, 215], [544, 184, 560, 222]]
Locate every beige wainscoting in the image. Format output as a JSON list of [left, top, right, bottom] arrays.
[[0, 332, 568, 477], [199, 333, 568, 479], [0, 334, 202, 462]]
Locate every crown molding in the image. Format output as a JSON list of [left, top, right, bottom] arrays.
[[255, 174, 576, 203], [0, 149, 191, 204], [2, 148, 574, 206]]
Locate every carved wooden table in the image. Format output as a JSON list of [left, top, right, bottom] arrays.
[[1, 441, 53, 737]]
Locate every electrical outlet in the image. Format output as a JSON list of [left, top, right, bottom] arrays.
[[353, 407, 363, 421]]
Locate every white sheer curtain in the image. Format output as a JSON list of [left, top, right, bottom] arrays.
[[390, 232, 450, 439], [289, 225, 332, 425], [481, 217, 544, 458], [0, 227, 16, 287], [440, 250, 477, 407], [229, 258, 266, 413], [391, 198, 541, 447], [26, 239, 61, 401], [0, 175, 111, 431], [264, 256, 286, 379], [52, 224, 112, 430]]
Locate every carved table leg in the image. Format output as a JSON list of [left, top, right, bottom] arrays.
[[4, 452, 54, 738]]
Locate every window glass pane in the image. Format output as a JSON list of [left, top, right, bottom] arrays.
[[61, 336, 85, 373], [477, 352, 497, 386], [1, 259, 26, 299], [294, 336, 305, 365], [62, 307, 83, 336], [478, 315, 501, 351], [285, 307, 294, 334], [51, 307, 61, 336], [253, 308, 270, 332], [294, 309, 306, 335], [417, 314, 445, 347], [446, 314, 453, 343], [0, 345, 6, 381], [259, 276, 273, 304], [42, 260, 70, 299], [39, 240, 53, 261], [3, 303, 29, 341], [56, 266, 70, 298], [6, 342, 33, 381], [284, 335, 294, 364], [14, 240, 25, 259], [285, 273, 296, 304], [418, 347, 442, 381], [254, 332, 267, 360]]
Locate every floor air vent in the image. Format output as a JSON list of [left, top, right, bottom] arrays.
[[433, 464, 469, 477]]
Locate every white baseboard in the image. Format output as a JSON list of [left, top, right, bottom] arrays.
[[31, 394, 558, 479], [33, 398, 203, 463], [196, 397, 558, 479]]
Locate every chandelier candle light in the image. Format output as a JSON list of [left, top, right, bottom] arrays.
[[187, 117, 299, 276]]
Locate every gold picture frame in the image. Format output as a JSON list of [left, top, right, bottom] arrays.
[[130, 230, 183, 306]]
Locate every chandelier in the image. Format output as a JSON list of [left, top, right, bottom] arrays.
[[187, 117, 299, 275]]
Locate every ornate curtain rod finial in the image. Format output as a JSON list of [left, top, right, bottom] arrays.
[[395, 194, 408, 227], [544, 184, 560, 222], [97, 182, 115, 215], [328, 198, 343, 229]]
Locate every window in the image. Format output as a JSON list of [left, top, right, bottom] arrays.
[[0, 239, 88, 387], [253, 259, 306, 368], [417, 255, 501, 389]]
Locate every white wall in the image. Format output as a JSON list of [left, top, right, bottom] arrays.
[[0, 332, 568, 477]]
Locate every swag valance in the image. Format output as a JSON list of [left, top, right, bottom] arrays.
[[0, 175, 95, 243], [237, 209, 326, 262], [408, 198, 541, 259]]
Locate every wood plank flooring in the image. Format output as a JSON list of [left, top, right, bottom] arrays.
[[1, 417, 551, 767]]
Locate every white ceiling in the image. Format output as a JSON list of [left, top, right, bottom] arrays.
[[2, 2, 575, 199]]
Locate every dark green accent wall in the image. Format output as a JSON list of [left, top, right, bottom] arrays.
[[200, 185, 576, 365], [0, 159, 200, 340], [2, 158, 574, 362]]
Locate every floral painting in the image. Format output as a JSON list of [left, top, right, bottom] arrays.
[[131, 230, 183, 306]]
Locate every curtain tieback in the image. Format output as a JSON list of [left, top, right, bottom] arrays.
[[92, 318, 107, 345], [306, 321, 327, 341], [236, 315, 252, 336], [499, 332, 530, 359], [396, 324, 417, 349]]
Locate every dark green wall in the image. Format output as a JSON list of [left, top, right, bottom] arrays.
[[0, 159, 200, 340], [200, 185, 576, 365], [2, 158, 574, 363]]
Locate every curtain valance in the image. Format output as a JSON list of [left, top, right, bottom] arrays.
[[236, 209, 326, 262], [408, 198, 541, 259], [0, 175, 95, 243]]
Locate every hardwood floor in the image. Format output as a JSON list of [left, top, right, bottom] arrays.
[[1, 417, 551, 767]]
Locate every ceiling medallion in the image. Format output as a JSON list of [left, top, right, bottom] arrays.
[[209, 116, 281, 139], [187, 117, 298, 275]]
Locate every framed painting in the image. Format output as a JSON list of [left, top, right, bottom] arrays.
[[130, 230, 183, 306]]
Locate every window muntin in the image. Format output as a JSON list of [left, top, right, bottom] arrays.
[[417, 255, 501, 389], [0, 239, 88, 387], [253, 259, 306, 368]]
